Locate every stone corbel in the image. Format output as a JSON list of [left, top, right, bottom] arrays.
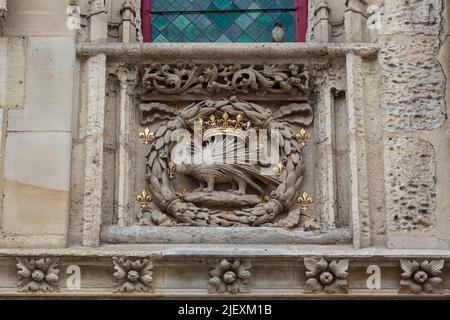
[[313, 0, 331, 43]]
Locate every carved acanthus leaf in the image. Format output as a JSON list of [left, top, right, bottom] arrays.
[[142, 64, 310, 96]]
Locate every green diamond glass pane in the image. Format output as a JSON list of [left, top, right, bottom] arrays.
[[245, 20, 264, 39], [151, 0, 297, 43], [216, 14, 233, 30], [224, 24, 244, 42], [184, 24, 202, 41], [162, 23, 180, 41], [153, 15, 169, 31], [256, 30, 273, 42], [214, 0, 233, 10], [256, 13, 273, 28], [235, 13, 253, 30], [216, 34, 232, 42], [257, 0, 275, 8], [236, 33, 253, 42], [205, 23, 222, 41], [247, 3, 261, 19], [153, 33, 169, 42], [173, 15, 191, 30], [234, 0, 251, 9], [279, 12, 294, 28]]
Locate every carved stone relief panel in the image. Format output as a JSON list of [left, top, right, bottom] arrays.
[[138, 98, 313, 228], [97, 59, 354, 244]]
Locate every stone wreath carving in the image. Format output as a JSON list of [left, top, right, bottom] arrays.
[[112, 256, 154, 293], [398, 259, 444, 294], [304, 257, 349, 294], [139, 97, 313, 227], [16, 257, 60, 293], [142, 64, 309, 96], [208, 259, 252, 294]]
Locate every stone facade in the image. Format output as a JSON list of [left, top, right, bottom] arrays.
[[0, 0, 448, 298]]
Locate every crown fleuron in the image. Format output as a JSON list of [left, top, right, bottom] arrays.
[[199, 112, 252, 141]]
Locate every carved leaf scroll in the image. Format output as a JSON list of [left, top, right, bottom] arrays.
[[142, 64, 310, 96]]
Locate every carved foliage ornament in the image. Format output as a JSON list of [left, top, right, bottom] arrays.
[[304, 257, 349, 294], [16, 257, 60, 293], [208, 259, 252, 294], [139, 98, 313, 227], [142, 64, 310, 96], [399, 259, 444, 294], [113, 257, 154, 293]]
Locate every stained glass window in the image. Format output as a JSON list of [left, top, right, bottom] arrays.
[[148, 0, 299, 42]]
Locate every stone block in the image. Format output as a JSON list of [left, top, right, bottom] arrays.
[[1, 131, 71, 236], [0, 37, 26, 108], [3, 0, 75, 37], [379, 34, 447, 132], [384, 137, 436, 233], [8, 37, 75, 132]]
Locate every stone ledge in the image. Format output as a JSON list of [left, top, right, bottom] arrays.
[[1, 244, 450, 258], [100, 225, 353, 245], [76, 42, 379, 62]]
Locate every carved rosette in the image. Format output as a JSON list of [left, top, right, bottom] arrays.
[[304, 257, 349, 294], [112, 257, 154, 293], [208, 259, 252, 294], [16, 258, 60, 293], [142, 64, 310, 97], [398, 259, 444, 294]]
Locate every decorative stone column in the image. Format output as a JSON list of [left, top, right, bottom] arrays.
[[345, 0, 368, 42], [120, 0, 136, 43], [313, 0, 331, 43]]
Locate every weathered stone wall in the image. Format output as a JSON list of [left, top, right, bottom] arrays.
[[0, 0, 448, 298], [0, 0, 77, 248]]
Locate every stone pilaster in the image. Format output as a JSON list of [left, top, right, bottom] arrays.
[[82, 53, 106, 246], [89, 0, 108, 42], [114, 64, 138, 226], [313, 0, 331, 43], [345, 0, 368, 42], [119, 0, 136, 43], [346, 52, 371, 248]]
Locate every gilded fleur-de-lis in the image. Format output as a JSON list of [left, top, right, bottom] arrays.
[[273, 161, 285, 177], [296, 128, 311, 148], [136, 188, 152, 208], [168, 161, 176, 179], [298, 192, 320, 230], [297, 192, 314, 212], [139, 126, 154, 145], [260, 193, 270, 203]]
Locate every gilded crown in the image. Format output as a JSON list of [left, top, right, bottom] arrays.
[[199, 112, 252, 141]]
